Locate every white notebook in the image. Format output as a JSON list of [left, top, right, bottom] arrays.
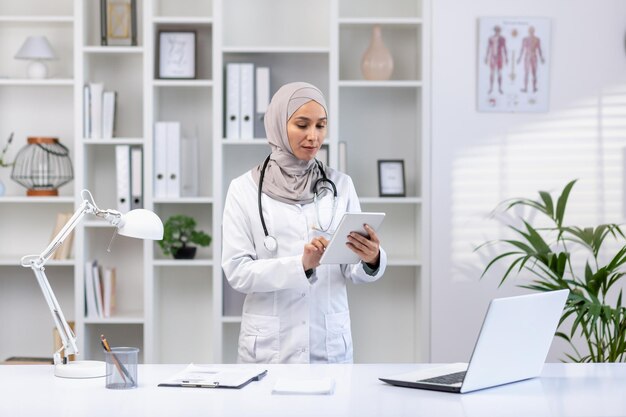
[[272, 378, 335, 395]]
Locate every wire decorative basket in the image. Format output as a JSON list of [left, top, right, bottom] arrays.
[[11, 137, 73, 196]]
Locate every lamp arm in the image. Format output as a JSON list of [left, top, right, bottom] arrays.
[[19, 192, 123, 366]]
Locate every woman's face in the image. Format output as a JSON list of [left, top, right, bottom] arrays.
[[287, 101, 327, 161]]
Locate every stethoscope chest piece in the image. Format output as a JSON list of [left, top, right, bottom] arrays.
[[264, 235, 278, 253]]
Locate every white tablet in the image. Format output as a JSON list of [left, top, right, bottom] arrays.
[[319, 212, 386, 265]]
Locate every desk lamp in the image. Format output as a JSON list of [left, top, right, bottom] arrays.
[[21, 189, 163, 378], [14, 36, 57, 79]]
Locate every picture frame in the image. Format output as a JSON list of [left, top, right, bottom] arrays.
[[377, 160, 406, 197], [100, 0, 137, 46], [157, 31, 197, 79], [477, 17, 551, 113]]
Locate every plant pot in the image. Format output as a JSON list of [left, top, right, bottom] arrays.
[[173, 246, 197, 259]]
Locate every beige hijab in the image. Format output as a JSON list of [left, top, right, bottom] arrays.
[[251, 82, 328, 205]]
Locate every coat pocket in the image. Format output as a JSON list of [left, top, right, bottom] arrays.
[[238, 313, 280, 364], [325, 310, 353, 363]]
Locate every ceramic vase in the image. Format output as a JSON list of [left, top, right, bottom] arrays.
[[361, 25, 394, 81]]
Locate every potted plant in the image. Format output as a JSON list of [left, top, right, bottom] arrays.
[[0, 132, 14, 196], [478, 180, 626, 362], [159, 214, 212, 259]]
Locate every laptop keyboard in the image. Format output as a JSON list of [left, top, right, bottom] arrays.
[[418, 371, 466, 385]]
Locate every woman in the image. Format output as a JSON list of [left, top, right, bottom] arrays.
[[222, 82, 387, 364]]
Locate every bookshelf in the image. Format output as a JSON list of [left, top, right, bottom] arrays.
[[0, 0, 430, 364]]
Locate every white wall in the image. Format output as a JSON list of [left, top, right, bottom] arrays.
[[431, 0, 626, 362]]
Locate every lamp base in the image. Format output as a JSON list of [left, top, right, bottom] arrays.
[[54, 360, 106, 378]]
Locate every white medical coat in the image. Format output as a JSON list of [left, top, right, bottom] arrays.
[[222, 168, 387, 364]]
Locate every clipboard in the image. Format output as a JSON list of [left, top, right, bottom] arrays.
[[158, 364, 267, 389], [319, 212, 385, 265]]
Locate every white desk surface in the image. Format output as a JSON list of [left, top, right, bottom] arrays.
[[1, 363, 625, 417]]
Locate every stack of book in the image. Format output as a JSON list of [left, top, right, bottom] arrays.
[[84, 260, 116, 318]]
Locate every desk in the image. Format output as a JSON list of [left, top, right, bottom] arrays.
[[1, 363, 625, 417]]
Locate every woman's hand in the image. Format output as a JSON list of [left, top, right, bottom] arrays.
[[302, 236, 330, 271], [347, 224, 380, 266]]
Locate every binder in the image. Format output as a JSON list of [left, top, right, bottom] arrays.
[[130, 145, 143, 209], [239, 63, 254, 139], [181, 136, 198, 197], [225, 63, 241, 139], [158, 364, 267, 389], [102, 91, 116, 139], [89, 83, 104, 139], [165, 122, 181, 198], [83, 85, 91, 138], [153, 122, 168, 198], [338, 141, 347, 173], [255, 66, 270, 139], [115, 145, 131, 213]]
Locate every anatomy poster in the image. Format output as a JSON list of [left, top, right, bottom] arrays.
[[477, 17, 551, 112]]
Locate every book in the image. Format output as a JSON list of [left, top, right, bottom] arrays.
[[50, 212, 74, 260], [272, 378, 335, 395], [84, 260, 98, 318], [92, 261, 104, 318], [102, 267, 116, 318]]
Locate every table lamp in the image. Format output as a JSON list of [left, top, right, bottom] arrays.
[[14, 35, 57, 79], [20, 189, 163, 378]]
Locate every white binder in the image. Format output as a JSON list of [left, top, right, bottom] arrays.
[[89, 83, 104, 139], [83, 85, 91, 138], [255, 66, 270, 139], [240, 63, 254, 139], [181, 136, 198, 197], [153, 122, 168, 198], [115, 145, 131, 213], [102, 91, 116, 139], [166, 122, 181, 198], [130, 145, 143, 209], [225, 63, 241, 139]]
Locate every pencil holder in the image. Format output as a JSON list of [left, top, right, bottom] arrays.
[[105, 347, 139, 389]]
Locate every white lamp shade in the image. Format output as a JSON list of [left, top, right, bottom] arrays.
[[118, 209, 164, 240], [14, 36, 57, 60]]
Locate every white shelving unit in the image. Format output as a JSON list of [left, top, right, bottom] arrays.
[[0, 0, 429, 364]]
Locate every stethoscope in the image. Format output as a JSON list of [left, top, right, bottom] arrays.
[[258, 154, 337, 252]]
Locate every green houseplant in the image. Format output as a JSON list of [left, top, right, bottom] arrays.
[[159, 214, 212, 259], [478, 180, 626, 362]]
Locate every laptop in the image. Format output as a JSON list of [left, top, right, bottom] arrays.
[[380, 289, 569, 394]]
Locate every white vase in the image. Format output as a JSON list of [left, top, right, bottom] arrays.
[[361, 25, 394, 81], [0, 178, 5, 196]]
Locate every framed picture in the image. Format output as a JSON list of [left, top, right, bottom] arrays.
[[477, 17, 551, 112], [101, 0, 137, 46], [158, 31, 197, 79], [377, 160, 406, 197]]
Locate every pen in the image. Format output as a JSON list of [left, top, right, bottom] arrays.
[[100, 334, 133, 385]]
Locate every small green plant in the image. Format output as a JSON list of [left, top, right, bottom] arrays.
[[0, 132, 14, 168], [478, 180, 626, 362], [159, 214, 212, 258]]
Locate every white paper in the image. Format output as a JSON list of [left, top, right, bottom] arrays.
[[159, 364, 266, 388], [272, 378, 335, 395]]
